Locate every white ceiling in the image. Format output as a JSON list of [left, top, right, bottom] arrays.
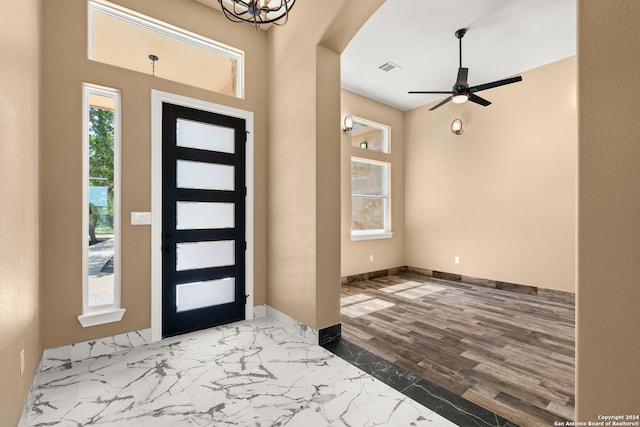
[[341, 0, 576, 111]]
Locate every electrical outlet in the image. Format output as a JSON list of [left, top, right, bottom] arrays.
[[369, 254, 374, 263], [454, 256, 460, 264], [20, 349, 25, 376]]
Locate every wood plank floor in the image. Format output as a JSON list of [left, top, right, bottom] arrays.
[[340, 273, 575, 426]]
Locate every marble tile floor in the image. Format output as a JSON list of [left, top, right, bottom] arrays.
[[21, 317, 458, 427], [323, 339, 516, 427]]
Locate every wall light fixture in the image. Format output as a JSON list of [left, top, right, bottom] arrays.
[[451, 118, 463, 135], [343, 115, 353, 132]]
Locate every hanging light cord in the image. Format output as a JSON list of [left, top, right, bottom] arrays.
[[148, 54, 159, 76]]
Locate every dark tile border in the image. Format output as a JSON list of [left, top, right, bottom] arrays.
[[342, 266, 575, 303], [413, 268, 575, 303], [433, 270, 463, 282], [322, 338, 519, 427], [341, 266, 408, 284], [318, 323, 341, 345]]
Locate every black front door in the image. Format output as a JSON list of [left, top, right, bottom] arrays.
[[162, 102, 246, 338]]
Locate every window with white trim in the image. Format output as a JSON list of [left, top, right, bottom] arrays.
[[349, 117, 392, 240], [349, 117, 389, 153], [79, 83, 125, 327], [89, 0, 243, 97], [351, 158, 391, 240]]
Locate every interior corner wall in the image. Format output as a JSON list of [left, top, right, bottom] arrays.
[[315, 46, 342, 329], [340, 89, 405, 277], [265, 2, 338, 330], [266, 0, 385, 330], [576, 0, 640, 418], [40, 0, 268, 349], [404, 56, 577, 293], [0, 0, 42, 423]]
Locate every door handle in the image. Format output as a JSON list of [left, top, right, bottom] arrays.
[[162, 232, 173, 252]]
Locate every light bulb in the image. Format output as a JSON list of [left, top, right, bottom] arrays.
[[452, 94, 468, 104], [451, 119, 463, 135]]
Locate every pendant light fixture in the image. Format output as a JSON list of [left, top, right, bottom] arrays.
[[218, 0, 295, 30]]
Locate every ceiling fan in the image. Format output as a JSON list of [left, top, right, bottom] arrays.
[[409, 28, 522, 111]]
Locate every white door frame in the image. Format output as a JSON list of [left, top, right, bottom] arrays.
[[150, 90, 254, 342]]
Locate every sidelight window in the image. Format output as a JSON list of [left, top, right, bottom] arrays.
[[78, 83, 125, 327]]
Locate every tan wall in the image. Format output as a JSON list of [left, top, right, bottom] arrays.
[[315, 46, 342, 328], [265, 3, 338, 330], [0, 0, 41, 423], [7, 0, 637, 420], [576, 0, 640, 418], [40, 0, 268, 349], [341, 90, 404, 277], [266, 0, 385, 329], [404, 57, 577, 293]]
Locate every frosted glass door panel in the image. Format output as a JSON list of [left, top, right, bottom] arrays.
[[177, 160, 234, 191], [176, 118, 235, 153], [176, 202, 234, 230], [176, 240, 235, 271], [176, 278, 235, 312]]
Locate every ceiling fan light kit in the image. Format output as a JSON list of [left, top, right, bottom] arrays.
[[452, 94, 468, 104], [409, 28, 522, 111]]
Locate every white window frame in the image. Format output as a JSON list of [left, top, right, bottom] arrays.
[[88, 0, 244, 98], [350, 116, 390, 154], [350, 157, 393, 241], [78, 83, 125, 327]]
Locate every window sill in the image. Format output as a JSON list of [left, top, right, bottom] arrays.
[[351, 232, 394, 241], [78, 308, 126, 328]]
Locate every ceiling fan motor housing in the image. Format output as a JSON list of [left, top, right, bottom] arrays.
[[453, 83, 469, 95], [408, 27, 522, 110]]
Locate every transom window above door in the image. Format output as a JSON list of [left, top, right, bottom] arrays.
[[89, 0, 244, 97]]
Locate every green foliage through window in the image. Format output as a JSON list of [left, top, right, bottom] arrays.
[[89, 107, 115, 239]]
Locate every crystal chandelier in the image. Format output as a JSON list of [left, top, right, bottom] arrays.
[[218, 0, 296, 29]]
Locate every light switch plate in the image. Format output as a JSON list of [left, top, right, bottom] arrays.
[[131, 212, 152, 225]]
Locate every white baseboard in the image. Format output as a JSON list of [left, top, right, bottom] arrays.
[[265, 306, 319, 345]]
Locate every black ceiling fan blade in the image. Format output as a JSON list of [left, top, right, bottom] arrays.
[[469, 75, 522, 93], [456, 67, 468, 86], [429, 96, 453, 111], [468, 93, 491, 107], [409, 91, 452, 94]]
